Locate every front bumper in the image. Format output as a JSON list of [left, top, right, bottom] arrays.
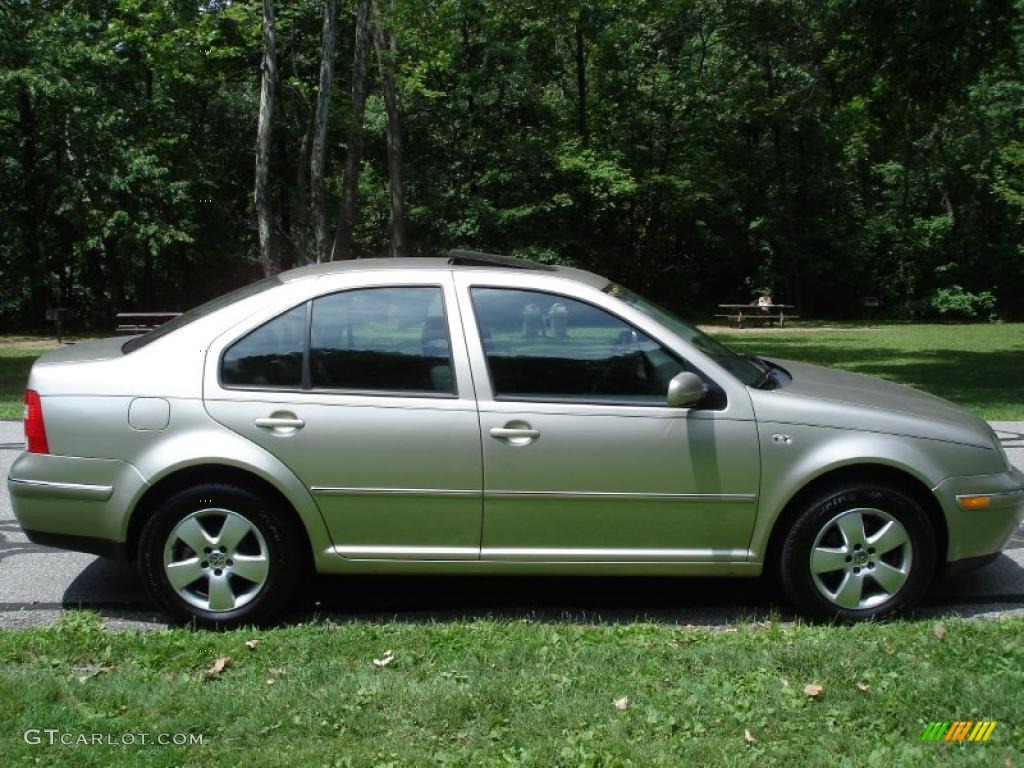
[[933, 466, 1024, 565], [7, 451, 148, 556]]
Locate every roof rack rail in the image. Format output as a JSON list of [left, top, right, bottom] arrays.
[[446, 249, 557, 271]]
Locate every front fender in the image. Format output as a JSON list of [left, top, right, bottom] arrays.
[[748, 422, 1001, 562]]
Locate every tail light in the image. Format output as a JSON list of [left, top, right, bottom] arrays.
[[24, 389, 49, 454]]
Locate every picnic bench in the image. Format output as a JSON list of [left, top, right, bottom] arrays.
[[115, 311, 182, 334], [715, 303, 798, 328]]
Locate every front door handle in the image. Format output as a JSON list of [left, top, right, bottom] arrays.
[[254, 415, 305, 431], [489, 424, 540, 445]]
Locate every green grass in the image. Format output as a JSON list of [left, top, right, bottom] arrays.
[[711, 323, 1024, 420], [0, 613, 1020, 766], [0, 343, 41, 420]]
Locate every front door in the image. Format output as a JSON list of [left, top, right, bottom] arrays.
[[204, 277, 483, 559], [458, 282, 759, 563]]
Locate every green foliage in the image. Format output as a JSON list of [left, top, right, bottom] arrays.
[[1, 0, 1024, 327], [930, 285, 998, 320]]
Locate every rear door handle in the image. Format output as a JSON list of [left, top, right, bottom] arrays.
[[254, 416, 305, 430]]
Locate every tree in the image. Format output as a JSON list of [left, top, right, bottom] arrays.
[[310, 0, 337, 263], [373, 0, 406, 258], [574, 6, 588, 144], [331, 0, 371, 261], [255, 0, 278, 276]]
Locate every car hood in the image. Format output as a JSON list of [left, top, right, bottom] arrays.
[[34, 336, 129, 365], [749, 358, 996, 449]]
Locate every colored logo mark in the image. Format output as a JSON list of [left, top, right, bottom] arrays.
[[921, 721, 997, 742]]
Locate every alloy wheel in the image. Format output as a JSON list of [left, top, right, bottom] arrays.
[[809, 507, 913, 610], [162, 508, 270, 612]]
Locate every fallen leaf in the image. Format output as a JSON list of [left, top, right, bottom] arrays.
[[613, 696, 629, 710], [75, 662, 115, 684], [856, 682, 870, 692], [744, 728, 756, 744], [245, 639, 259, 651], [372, 650, 395, 668], [933, 624, 946, 640], [780, 677, 790, 688], [203, 656, 231, 682], [803, 683, 823, 697]]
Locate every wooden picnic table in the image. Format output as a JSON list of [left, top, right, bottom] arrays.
[[115, 311, 182, 334], [715, 303, 798, 329]]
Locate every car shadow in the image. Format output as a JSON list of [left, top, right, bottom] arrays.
[[57, 558, 788, 626], [291, 573, 788, 625], [56, 552, 1024, 627]]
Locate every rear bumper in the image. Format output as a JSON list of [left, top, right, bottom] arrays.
[[933, 467, 1024, 565], [6, 451, 148, 556]]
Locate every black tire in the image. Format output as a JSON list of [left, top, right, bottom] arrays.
[[138, 483, 304, 628], [778, 481, 936, 622]]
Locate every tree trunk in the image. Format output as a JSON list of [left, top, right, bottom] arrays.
[[330, 0, 371, 261], [255, 0, 278, 276], [310, 0, 337, 263], [293, 110, 314, 265], [17, 84, 47, 323], [273, 75, 292, 266], [575, 15, 587, 143], [373, 3, 406, 258]]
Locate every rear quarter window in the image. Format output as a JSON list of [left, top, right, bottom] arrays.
[[220, 304, 306, 388]]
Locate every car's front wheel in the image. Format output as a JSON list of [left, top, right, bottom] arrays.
[[138, 483, 304, 628], [778, 481, 936, 621]]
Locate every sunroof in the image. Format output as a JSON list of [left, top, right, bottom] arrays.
[[446, 249, 558, 271]]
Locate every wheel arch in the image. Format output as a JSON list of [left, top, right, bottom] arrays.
[[763, 463, 948, 579], [126, 463, 318, 565]]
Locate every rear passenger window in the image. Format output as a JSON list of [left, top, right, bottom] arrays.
[[310, 287, 454, 394], [221, 304, 306, 388]]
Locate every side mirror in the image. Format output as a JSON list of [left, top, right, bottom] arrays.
[[666, 371, 708, 408]]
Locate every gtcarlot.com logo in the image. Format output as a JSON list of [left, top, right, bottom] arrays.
[[921, 721, 998, 742], [24, 730, 204, 747]]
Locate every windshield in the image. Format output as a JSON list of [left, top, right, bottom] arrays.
[[605, 283, 764, 386], [122, 275, 282, 353]]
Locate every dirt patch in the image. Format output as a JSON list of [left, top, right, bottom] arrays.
[[700, 325, 883, 334], [0, 336, 86, 351]]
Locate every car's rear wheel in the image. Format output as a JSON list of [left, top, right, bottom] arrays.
[[138, 483, 303, 628], [778, 481, 936, 621]]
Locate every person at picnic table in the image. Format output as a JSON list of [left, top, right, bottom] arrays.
[[756, 291, 773, 312]]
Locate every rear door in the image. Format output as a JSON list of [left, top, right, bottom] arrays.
[[203, 271, 483, 560]]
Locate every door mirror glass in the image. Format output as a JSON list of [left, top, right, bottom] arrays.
[[666, 371, 707, 408]]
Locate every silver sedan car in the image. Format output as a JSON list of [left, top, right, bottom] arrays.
[[8, 252, 1023, 626]]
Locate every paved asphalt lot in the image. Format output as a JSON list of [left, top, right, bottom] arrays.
[[1, 419, 1022, 629]]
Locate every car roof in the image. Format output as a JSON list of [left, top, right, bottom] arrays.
[[278, 254, 611, 290]]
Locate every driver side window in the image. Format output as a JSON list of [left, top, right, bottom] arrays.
[[470, 288, 685, 404]]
